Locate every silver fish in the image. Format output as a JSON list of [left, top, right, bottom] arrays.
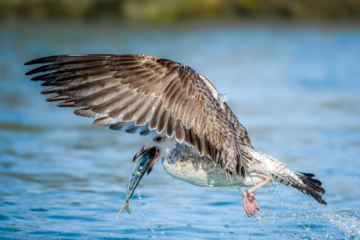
[[117, 147, 160, 217]]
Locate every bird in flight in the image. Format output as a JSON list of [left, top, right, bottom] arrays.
[[25, 54, 326, 217]]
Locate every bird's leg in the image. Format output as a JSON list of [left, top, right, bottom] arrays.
[[242, 173, 271, 218]]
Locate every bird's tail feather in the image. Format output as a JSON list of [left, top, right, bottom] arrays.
[[291, 172, 327, 206]]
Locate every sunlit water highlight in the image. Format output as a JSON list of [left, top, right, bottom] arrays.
[[0, 23, 360, 239]]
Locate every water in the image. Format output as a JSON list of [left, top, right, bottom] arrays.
[[1, 22, 360, 239]]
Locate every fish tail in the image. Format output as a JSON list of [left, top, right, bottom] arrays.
[[116, 201, 130, 218]]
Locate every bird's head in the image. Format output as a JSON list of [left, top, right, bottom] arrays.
[[133, 131, 178, 175]]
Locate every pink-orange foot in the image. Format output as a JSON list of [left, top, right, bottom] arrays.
[[242, 191, 259, 217], [241, 173, 271, 218]]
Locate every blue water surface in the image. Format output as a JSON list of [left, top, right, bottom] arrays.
[[0, 22, 360, 239]]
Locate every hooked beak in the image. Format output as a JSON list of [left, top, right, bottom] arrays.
[[133, 146, 160, 175]]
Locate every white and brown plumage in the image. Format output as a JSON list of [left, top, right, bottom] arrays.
[[25, 54, 326, 217]]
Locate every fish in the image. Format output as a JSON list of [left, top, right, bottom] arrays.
[[117, 147, 159, 217]]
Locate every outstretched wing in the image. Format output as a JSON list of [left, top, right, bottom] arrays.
[[25, 54, 248, 176]]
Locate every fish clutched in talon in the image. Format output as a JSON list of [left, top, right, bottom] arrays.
[[117, 147, 160, 217], [25, 54, 326, 218]]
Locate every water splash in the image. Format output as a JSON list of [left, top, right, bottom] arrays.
[[320, 207, 360, 239], [253, 202, 360, 239], [134, 191, 161, 240]]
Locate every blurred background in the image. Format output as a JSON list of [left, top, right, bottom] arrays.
[[2, 0, 360, 23], [1, 1, 360, 239]]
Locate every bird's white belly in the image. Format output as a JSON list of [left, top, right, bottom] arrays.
[[162, 158, 264, 187]]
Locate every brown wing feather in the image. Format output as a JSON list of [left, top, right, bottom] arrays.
[[221, 102, 252, 148], [25, 54, 248, 176], [198, 74, 252, 148]]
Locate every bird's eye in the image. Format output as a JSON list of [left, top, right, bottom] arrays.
[[155, 136, 162, 142]]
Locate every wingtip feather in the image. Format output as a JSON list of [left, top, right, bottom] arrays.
[[25, 56, 61, 66]]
